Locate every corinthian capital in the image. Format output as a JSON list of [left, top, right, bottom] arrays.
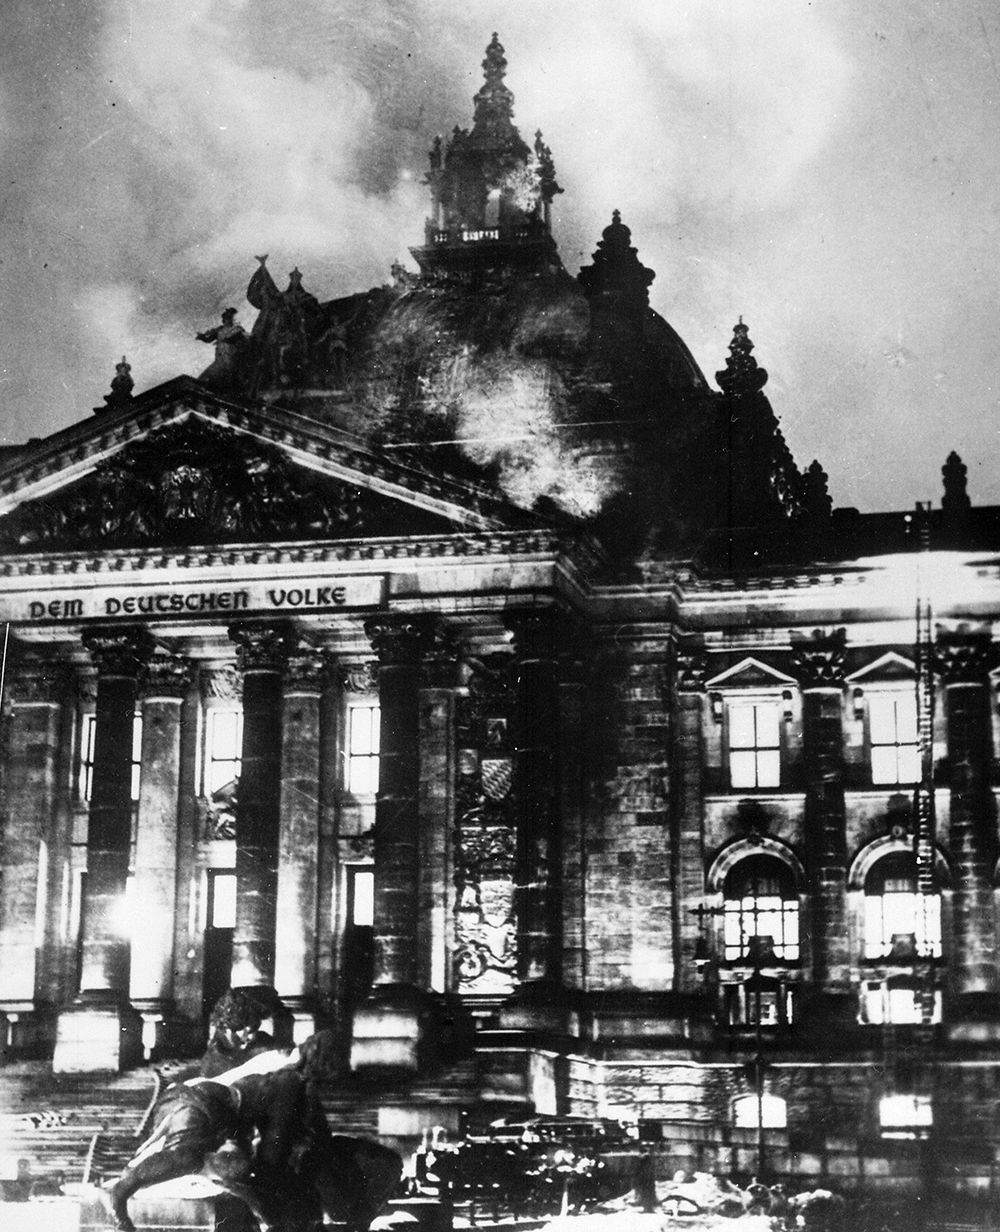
[[82, 626, 154, 677], [936, 631, 992, 684], [792, 628, 846, 689], [10, 657, 71, 705], [364, 614, 438, 665], [141, 653, 195, 698], [229, 621, 293, 673]]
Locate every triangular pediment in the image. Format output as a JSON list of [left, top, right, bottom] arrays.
[[0, 379, 544, 553], [705, 656, 797, 690], [845, 652, 916, 683]]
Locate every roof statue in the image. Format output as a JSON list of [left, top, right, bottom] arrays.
[[96, 355, 134, 414], [196, 308, 249, 392]]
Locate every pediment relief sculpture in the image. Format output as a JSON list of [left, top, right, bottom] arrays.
[[0, 417, 446, 551]]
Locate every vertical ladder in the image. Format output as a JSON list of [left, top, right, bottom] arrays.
[[912, 501, 937, 1026]]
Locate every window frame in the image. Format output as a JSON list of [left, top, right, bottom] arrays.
[[201, 704, 244, 800], [345, 701, 381, 797], [865, 686, 920, 787], [724, 696, 784, 790], [78, 710, 143, 804], [722, 854, 801, 964], [862, 851, 942, 962]]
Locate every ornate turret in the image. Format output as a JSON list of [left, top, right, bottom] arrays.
[[578, 210, 655, 321], [942, 451, 971, 515], [716, 317, 768, 396], [411, 34, 563, 279]]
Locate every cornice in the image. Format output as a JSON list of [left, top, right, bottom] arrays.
[[0, 528, 582, 580]]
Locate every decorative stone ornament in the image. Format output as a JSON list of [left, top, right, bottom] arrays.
[[936, 631, 992, 683], [792, 629, 847, 688]]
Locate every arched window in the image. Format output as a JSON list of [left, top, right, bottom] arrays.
[[863, 851, 941, 960], [723, 855, 799, 962]]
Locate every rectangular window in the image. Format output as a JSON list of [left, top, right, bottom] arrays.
[[728, 701, 781, 789], [347, 704, 380, 795], [879, 1093, 933, 1139], [79, 713, 143, 803], [207, 871, 237, 929], [869, 693, 919, 784], [864, 888, 942, 959], [348, 867, 375, 927], [862, 982, 942, 1025], [205, 708, 243, 797]]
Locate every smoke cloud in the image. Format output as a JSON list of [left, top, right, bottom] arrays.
[[1, 1, 998, 512]]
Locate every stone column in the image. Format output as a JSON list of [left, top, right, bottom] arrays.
[[673, 647, 708, 995], [0, 656, 69, 1050], [792, 632, 851, 1023], [54, 627, 151, 1072], [418, 633, 460, 994], [937, 632, 996, 1008], [559, 641, 588, 991], [505, 608, 563, 988], [274, 642, 326, 1040], [130, 653, 194, 1057], [229, 622, 291, 992], [351, 614, 437, 1071]]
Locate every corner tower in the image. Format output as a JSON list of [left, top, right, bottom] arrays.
[[410, 34, 564, 279]]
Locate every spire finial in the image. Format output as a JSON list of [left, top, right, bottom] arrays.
[[472, 32, 517, 138], [716, 318, 768, 394], [942, 450, 971, 515]]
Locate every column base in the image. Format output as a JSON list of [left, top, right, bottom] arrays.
[[52, 992, 144, 1073], [277, 995, 323, 1044], [350, 983, 435, 1073], [0, 1001, 57, 1058]]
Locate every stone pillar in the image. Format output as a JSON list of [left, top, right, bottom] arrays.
[[0, 656, 69, 1050], [351, 614, 437, 1071], [418, 633, 460, 994], [559, 641, 587, 991], [937, 632, 996, 1009], [274, 643, 326, 1041], [793, 632, 851, 1026], [129, 653, 194, 1057], [54, 627, 151, 1072], [506, 608, 563, 986], [673, 647, 708, 996], [229, 622, 291, 992]]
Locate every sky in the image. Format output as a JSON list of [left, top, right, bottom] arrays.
[[0, 0, 998, 513]]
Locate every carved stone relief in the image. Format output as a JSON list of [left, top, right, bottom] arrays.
[[453, 652, 517, 994]]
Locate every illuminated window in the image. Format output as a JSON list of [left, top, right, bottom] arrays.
[[863, 852, 941, 960], [205, 708, 242, 797], [347, 705, 380, 795], [348, 867, 375, 928], [207, 871, 237, 929], [880, 1093, 932, 1138], [733, 1093, 787, 1129], [723, 855, 799, 962], [728, 701, 781, 789], [862, 978, 941, 1026], [869, 693, 919, 785], [79, 713, 142, 803]]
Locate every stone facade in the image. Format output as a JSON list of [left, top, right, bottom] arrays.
[[1, 32, 1000, 1199]]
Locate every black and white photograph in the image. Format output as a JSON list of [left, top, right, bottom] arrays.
[[1, 3, 999, 1229]]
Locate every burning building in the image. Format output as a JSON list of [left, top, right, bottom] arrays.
[[1, 33, 999, 1197]]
